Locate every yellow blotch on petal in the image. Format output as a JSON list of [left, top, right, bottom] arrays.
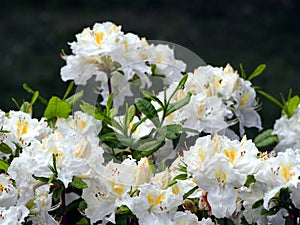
[[172, 183, 180, 195], [111, 182, 124, 197], [157, 55, 164, 64], [240, 93, 249, 107], [16, 118, 29, 137], [280, 163, 294, 182], [95, 32, 105, 46], [224, 148, 237, 164], [147, 192, 165, 206], [198, 149, 206, 162]]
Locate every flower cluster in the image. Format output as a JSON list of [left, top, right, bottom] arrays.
[[0, 21, 299, 225]]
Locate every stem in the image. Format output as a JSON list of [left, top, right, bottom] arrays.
[[61, 187, 67, 225], [107, 72, 113, 108], [223, 218, 228, 225]]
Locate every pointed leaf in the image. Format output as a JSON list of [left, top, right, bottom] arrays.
[[80, 101, 110, 124], [248, 64, 266, 81], [132, 140, 165, 160], [157, 124, 182, 140], [135, 98, 160, 127], [65, 91, 84, 106], [239, 63, 247, 79], [257, 89, 283, 109], [166, 93, 191, 116], [177, 74, 188, 89], [63, 81, 74, 100], [284, 95, 300, 118], [23, 83, 48, 105], [140, 89, 164, 108]]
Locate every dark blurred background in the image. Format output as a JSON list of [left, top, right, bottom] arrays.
[[0, 0, 299, 130]]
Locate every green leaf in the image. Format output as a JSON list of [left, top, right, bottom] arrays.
[[140, 89, 164, 108], [183, 186, 199, 199], [23, 83, 48, 105], [70, 176, 88, 189], [63, 81, 74, 100], [172, 173, 187, 181], [80, 101, 110, 124], [166, 93, 191, 116], [135, 98, 160, 127], [132, 140, 165, 160], [76, 217, 89, 225], [177, 74, 188, 89], [106, 92, 114, 116], [65, 91, 84, 106], [284, 95, 300, 118], [254, 129, 278, 148], [0, 159, 9, 172], [239, 63, 247, 80], [44, 96, 71, 120], [252, 199, 263, 209], [127, 105, 136, 126], [248, 64, 266, 81], [257, 89, 283, 109], [0, 142, 13, 154], [32, 175, 49, 183], [244, 175, 256, 188], [260, 207, 279, 216], [30, 91, 39, 105], [157, 124, 182, 140]]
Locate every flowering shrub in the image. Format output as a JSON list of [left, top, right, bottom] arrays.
[[0, 21, 299, 225]]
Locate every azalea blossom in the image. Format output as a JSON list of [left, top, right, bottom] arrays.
[[3, 110, 51, 147], [272, 104, 300, 151], [184, 134, 259, 218], [0, 205, 29, 225]]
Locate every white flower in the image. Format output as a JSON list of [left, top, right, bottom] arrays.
[[272, 104, 300, 151], [125, 184, 184, 225], [69, 22, 123, 56], [184, 134, 259, 218], [173, 211, 199, 225], [255, 148, 300, 210], [0, 205, 29, 225], [232, 79, 262, 136], [82, 159, 137, 224], [181, 94, 228, 134], [60, 54, 106, 85], [3, 110, 50, 147], [240, 182, 268, 225], [0, 174, 18, 208], [26, 184, 59, 225]]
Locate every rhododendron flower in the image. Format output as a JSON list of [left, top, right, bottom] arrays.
[[3, 110, 50, 147], [272, 104, 300, 151], [0, 173, 18, 208], [0, 205, 29, 225], [124, 184, 184, 225]]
